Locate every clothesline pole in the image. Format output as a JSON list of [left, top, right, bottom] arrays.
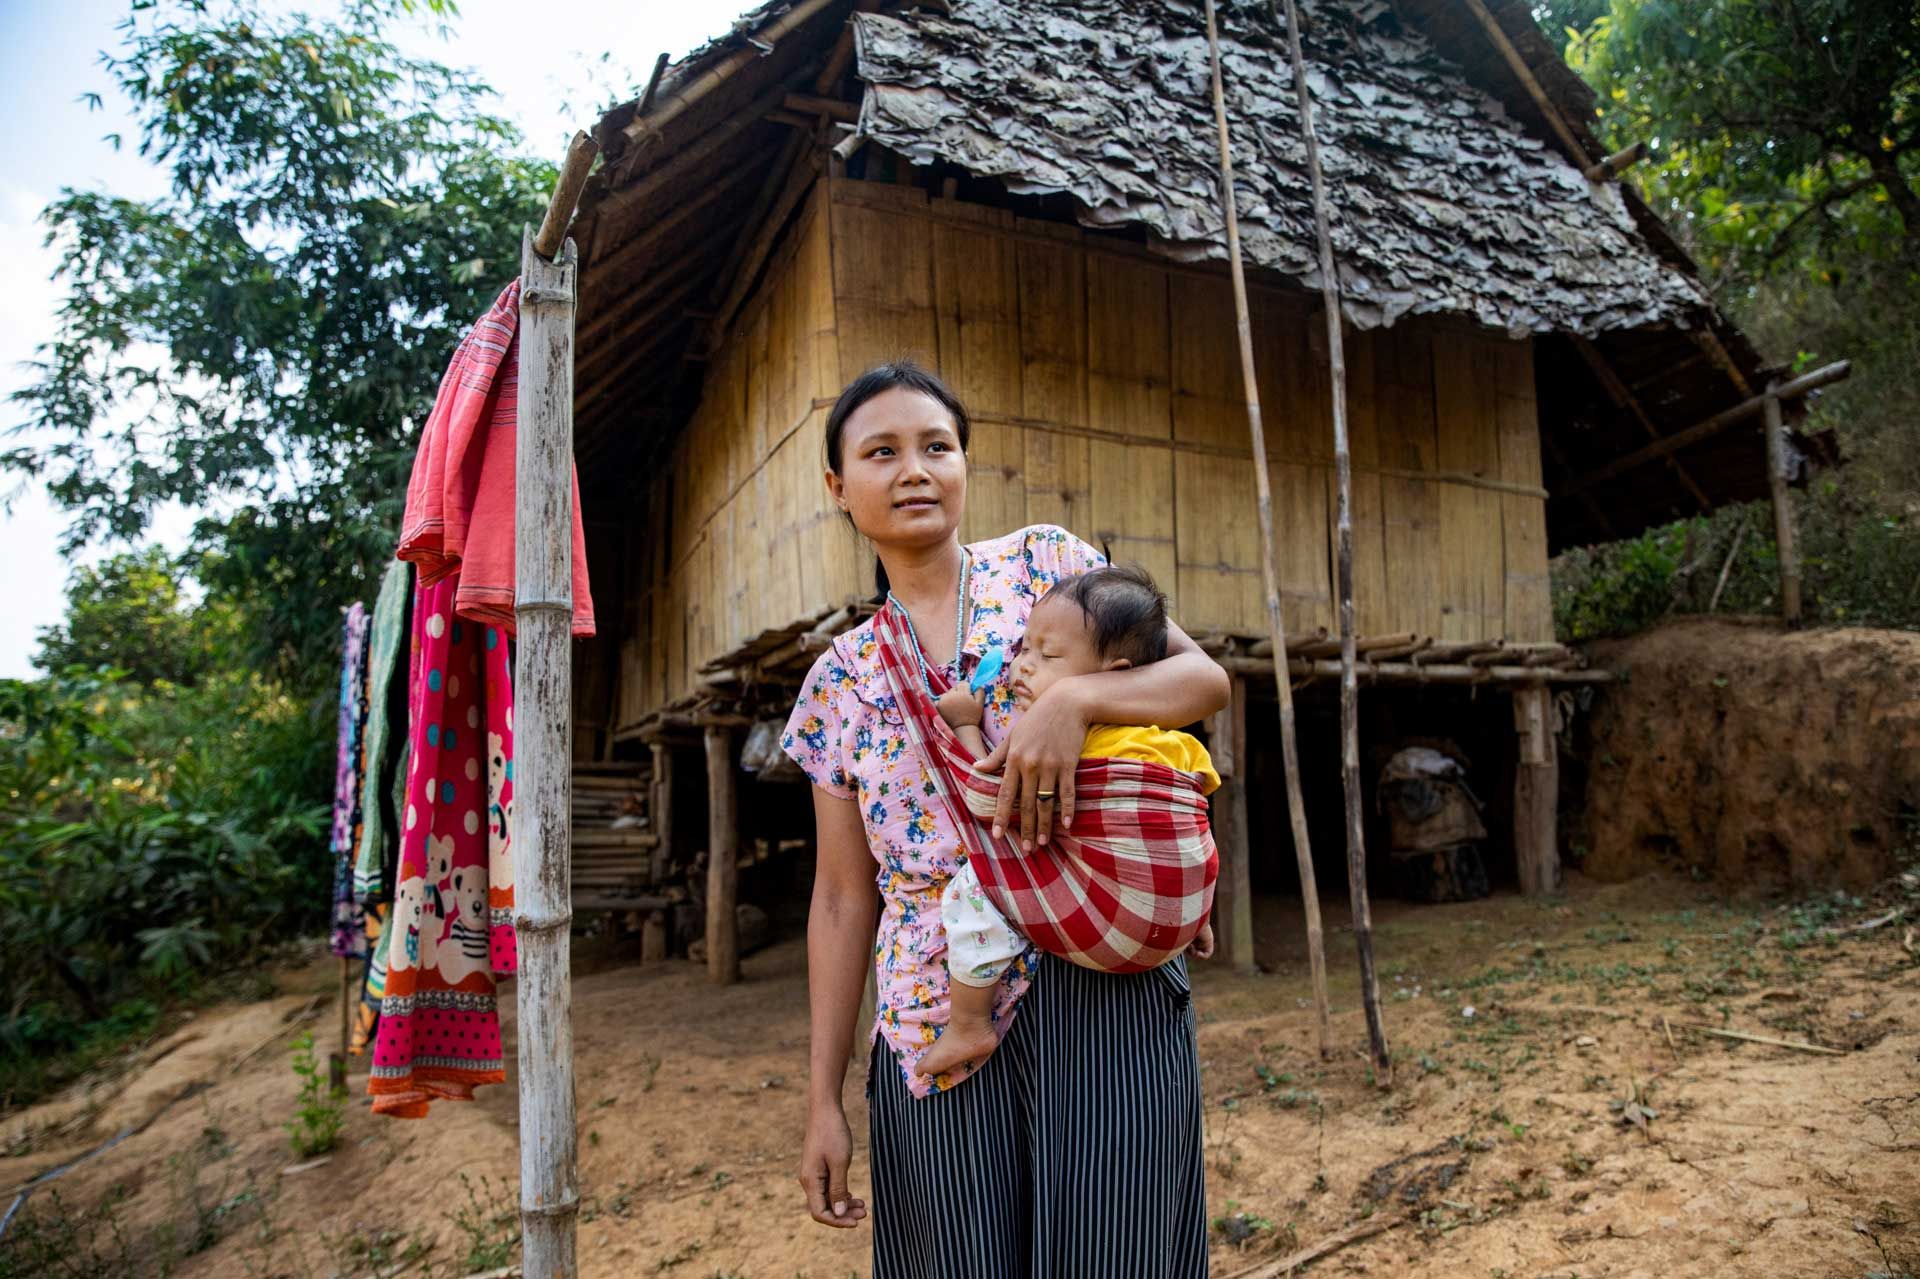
[[514, 232, 582, 1277], [1202, 0, 1333, 1060], [1271, 0, 1392, 1080]]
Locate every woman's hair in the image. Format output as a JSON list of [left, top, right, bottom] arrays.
[[823, 360, 972, 597], [1046, 564, 1170, 668]]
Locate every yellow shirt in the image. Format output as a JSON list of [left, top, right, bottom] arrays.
[[1081, 724, 1221, 795]]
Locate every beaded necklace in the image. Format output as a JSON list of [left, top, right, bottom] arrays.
[[886, 545, 971, 694]]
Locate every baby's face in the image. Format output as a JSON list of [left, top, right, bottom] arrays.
[[1011, 593, 1105, 708]]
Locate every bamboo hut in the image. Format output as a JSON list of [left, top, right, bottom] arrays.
[[553, 0, 1842, 974]]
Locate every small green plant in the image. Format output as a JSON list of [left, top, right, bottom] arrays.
[[285, 1031, 347, 1158], [450, 1173, 520, 1272]]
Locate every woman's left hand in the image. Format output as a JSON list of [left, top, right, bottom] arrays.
[[980, 678, 1089, 850]]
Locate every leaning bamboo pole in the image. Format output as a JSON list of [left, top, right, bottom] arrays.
[[1270, 0, 1391, 1080], [514, 133, 597, 1279], [1201, 0, 1333, 1060]]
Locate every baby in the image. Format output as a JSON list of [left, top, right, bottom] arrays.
[[917, 563, 1220, 1079]]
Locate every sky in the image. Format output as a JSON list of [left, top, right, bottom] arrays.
[[0, 0, 745, 677]]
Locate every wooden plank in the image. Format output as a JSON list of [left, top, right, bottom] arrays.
[[962, 420, 1027, 544], [1087, 438, 1177, 604], [1208, 675, 1254, 974], [1024, 427, 1091, 532], [705, 725, 741, 985], [1170, 273, 1242, 451], [1272, 459, 1332, 636], [1175, 449, 1262, 636], [1343, 328, 1390, 636], [1496, 339, 1551, 641], [1016, 222, 1088, 428], [1511, 686, 1561, 897], [930, 205, 1021, 418], [831, 192, 936, 382], [798, 188, 841, 404], [1253, 288, 1325, 461], [1431, 329, 1505, 642], [1088, 255, 1172, 440]]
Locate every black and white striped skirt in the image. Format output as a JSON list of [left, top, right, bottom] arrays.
[[867, 956, 1209, 1278]]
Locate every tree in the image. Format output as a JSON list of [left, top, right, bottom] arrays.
[[1569, 0, 1920, 280], [34, 547, 243, 685], [6, 0, 553, 683]]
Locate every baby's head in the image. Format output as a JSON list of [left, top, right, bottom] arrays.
[[1012, 564, 1169, 708]]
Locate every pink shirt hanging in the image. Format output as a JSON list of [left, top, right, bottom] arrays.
[[399, 278, 596, 637]]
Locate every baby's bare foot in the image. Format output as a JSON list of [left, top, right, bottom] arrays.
[[917, 1016, 1000, 1079]]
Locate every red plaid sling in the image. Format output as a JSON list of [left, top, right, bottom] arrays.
[[873, 602, 1218, 973]]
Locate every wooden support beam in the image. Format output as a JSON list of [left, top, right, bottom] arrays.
[[1583, 140, 1648, 181], [581, 165, 759, 310], [1207, 675, 1255, 975], [1570, 335, 1712, 510], [704, 724, 741, 985], [1511, 686, 1562, 897], [709, 149, 825, 345], [1270, 0, 1388, 1079], [1563, 360, 1851, 497], [783, 92, 859, 122], [638, 51, 671, 115], [1204, 0, 1332, 1060], [621, 0, 839, 149], [1542, 431, 1618, 541], [1461, 0, 1593, 169], [1690, 327, 1755, 398], [1763, 383, 1803, 626], [1220, 656, 1612, 685], [513, 227, 580, 1279], [649, 742, 675, 887]]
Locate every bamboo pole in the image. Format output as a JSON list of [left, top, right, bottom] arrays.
[[1201, 0, 1332, 1060], [1269, 0, 1390, 1080], [1460, 0, 1593, 168], [1762, 382, 1803, 626], [514, 226, 581, 1279], [532, 132, 599, 262]]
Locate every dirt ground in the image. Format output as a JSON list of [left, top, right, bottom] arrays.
[[5, 871, 1917, 1279], [1579, 618, 1920, 892]]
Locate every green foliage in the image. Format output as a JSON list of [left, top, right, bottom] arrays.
[[0, 655, 327, 1102], [285, 1030, 347, 1158], [1567, 0, 1920, 281], [1553, 487, 1920, 640], [6, 0, 552, 681], [450, 1173, 522, 1272], [33, 547, 244, 685]]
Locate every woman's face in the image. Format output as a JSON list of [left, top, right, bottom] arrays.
[[828, 387, 967, 550]]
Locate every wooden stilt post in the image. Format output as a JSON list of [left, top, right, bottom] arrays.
[[1511, 686, 1562, 897], [1202, 0, 1332, 1058], [1270, 0, 1391, 1078], [704, 724, 742, 986], [649, 742, 675, 887], [1207, 675, 1255, 974], [1762, 382, 1803, 626], [514, 128, 597, 1279], [330, 956, 350, 1092]]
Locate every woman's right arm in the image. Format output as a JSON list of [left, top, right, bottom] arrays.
[[798, 784, 879, 1229]]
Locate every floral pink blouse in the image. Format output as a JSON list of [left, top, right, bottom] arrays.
[[782, 524, 1108, 1097]]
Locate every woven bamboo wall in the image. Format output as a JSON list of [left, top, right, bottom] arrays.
[[616, 177, 1550, 729]]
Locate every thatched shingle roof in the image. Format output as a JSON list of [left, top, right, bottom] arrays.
[[852, 0, 1706, 335], [566, 0, 1835, 550]]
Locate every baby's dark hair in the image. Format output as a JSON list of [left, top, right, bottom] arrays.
[[1046, 564, 1169, 668]]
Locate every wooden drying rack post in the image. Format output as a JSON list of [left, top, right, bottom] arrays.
[[1200, 0, 1333, 1061], [516, 127, 597, 1279]]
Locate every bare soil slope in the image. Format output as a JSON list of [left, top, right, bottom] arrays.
[[1581, 617, 1920, 892], [6, 873, 1916, 1278]]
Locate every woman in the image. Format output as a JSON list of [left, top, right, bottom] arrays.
[[782, 361, 1229, 1277]]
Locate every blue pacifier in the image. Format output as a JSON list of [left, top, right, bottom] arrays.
[[969, 646, 1005, 694]]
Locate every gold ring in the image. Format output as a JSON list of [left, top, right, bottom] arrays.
[[1036, 790, 1056, 802]]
